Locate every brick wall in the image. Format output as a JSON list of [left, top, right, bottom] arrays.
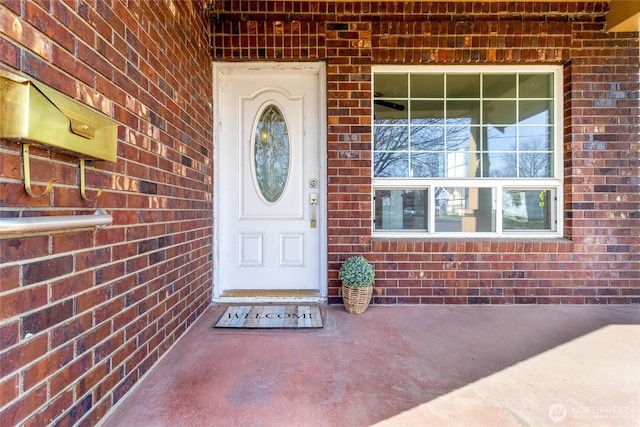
[[209, 1, 639, 304], [1, 0, 212, 425], [0, 1, 638, 424]]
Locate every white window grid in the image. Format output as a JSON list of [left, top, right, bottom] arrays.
[[372, 65, 564, 238]]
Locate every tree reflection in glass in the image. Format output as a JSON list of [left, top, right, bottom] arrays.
[[254, 105, 289, 203]]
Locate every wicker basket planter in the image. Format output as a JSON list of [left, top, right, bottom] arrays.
[[342, 284, 374, 314], [339, 255, 375, 314]]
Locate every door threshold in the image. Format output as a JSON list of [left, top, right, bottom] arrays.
[[214, 289, 326, 304]]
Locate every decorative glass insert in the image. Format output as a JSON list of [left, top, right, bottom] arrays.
[[254, 104, 290, 203]]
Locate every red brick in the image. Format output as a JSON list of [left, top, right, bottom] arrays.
[[1, 1, 638, 426], [94, 331, 124, 363], [23, 389, 74, 427], [21, 344, 74, 391], [51, 43, 96, 87], [52, 0, 95, 47], [49, 312, 93, 349], [2, 185, 40, 214], [75, 361, 109, 397], [75, 247, 112, 272], [0, 8, 51, 60], [48, 353, 93, 397], [75, 322, 112, 357], [75, 287, 112, 314], [21, 299, 74, 336], [0, 319, 19, 349], [112, 371, 138, 405], [0, 285, 48, 320], [77, 397, 112, 427], [25, 0, 75, 52], [0, 37, 20, 68], [93, 299, 125, 326], [49, 272, 93, 302], [0, 373, 19, 407], [51, 231, 93, 255], [0, 235, 50, 264], [0, 384, 47, 426], [23, 50, 76, 95], [22, 256, 73, 286], [0, 264, 19, 292], [0, 334, 47, 377]]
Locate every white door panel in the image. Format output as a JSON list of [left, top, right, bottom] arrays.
[[214, 63, 325, 296], [239, 90, 304, 219]]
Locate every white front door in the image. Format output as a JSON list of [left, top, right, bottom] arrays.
[[213, 62, 326, 298]]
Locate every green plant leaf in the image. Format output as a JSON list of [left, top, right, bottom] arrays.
[[339, 256, 375, 288]]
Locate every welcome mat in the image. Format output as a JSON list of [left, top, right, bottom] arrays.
[[214, 305, 323, 329]]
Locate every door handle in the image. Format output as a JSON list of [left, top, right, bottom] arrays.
[[310, 193, 318, 228]]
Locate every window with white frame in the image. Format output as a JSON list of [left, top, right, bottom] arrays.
[[372, 66, 562, 237]]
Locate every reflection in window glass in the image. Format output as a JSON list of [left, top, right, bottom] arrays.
[[486, 126, 517, 151], [483, 74, 516, 98], [411, 152, 444, 177], [447, 100, 480, 123], [374, 100, 409, 123], [435, 187, 496, 232], [520, 126, 552, 151], [486, 153, 517, 178], [374, 151, 409, 177], [410, 100, 444, 124], [375, 189, 428, 230], [411, 74, 444, 98], [484, 100, 516, 125], [374, 126, 409, 151], [518, 153, 552, 177], [503, 189, 552, 230], [372, 69, 560, 236], [374, 72, 556, 178], [446, 151, 471, 178], [447, 126, 478, 152], [374, 73, 408, 98], [447, 74, 480, 98], [519, 101, 553, 125], [519, 74, 552, 98], [412, 126, 445, 151]]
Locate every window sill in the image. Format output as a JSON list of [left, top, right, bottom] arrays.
[[371, 237, 574, 253]]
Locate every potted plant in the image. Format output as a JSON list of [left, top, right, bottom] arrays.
[[339, 255, 375, 314]]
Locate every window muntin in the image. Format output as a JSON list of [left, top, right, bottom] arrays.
[[373, 66, 562, 237]]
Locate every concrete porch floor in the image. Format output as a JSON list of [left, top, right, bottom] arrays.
[[101, 304, 639, 427]]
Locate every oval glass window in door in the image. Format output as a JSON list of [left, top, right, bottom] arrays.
[[254, 104, 290, 203]]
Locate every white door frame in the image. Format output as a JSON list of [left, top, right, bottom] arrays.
[[212, 62, 327, 302]]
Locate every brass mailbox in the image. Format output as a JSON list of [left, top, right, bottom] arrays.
[[0, 70, 118, 162]]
